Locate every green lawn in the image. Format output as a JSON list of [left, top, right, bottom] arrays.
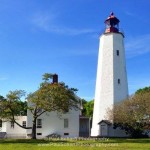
[[0, 138, 150, 150]]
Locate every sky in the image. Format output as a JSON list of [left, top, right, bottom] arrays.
[[0, 0, 150, 100]]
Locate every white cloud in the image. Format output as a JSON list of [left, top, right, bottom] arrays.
[[31, 12, 96, 36], [31, 12, 56, 31], [48, 27, 95, 36], [125, 34, 150, 58], [125, 11, 136, 17]]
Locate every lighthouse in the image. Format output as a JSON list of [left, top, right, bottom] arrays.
[[91, 12, 128, 137]]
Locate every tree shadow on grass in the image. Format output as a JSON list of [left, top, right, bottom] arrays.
[[0, 138, 149, 145], [0, 139, 70, 144], [103, 138, 150, 144]]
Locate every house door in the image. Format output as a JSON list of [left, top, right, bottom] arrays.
[[100, 125, 108, 136]]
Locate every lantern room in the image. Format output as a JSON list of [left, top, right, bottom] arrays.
[[104, 12, 120, 33]]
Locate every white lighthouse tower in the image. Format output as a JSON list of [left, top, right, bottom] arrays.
[[91, 12, 128, 137]]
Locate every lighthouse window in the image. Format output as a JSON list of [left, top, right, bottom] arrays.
[[116, 50, 119, 56], [118, 79, 120, 84]]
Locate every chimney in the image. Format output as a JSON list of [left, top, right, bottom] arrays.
[[53, 74, 58, 83]]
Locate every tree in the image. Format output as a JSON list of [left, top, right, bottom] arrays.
[[80, 99, 87, 116], [107, 88, 150, 137], [0, 95, 5, 101], [0, 73, 79, 139], [82, 100, 94, 117], [0, 90, 31, 128], [136, 86, 150, 94]]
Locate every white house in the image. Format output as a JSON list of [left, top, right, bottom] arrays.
[[0, 75, 81, 139], [0, 116, 27, 138], [0, 109, 80, 139], [26, 110, 80, 138]]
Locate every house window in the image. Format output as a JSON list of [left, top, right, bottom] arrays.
[[37, 133, 42, 135], [118, 79, 120, 84], [64, 133, 69, 135], [64, 119, 69, 128], [22, 121, 26, 127], [0, 120, 2, 127], [116, 50, 119, 56], [11, 121, 14, 128], [37, 119, 42, 128]]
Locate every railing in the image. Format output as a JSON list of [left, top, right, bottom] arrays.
[[99, 28, 125, 37]]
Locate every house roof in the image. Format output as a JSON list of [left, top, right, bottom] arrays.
[[98, 120, 112, 125]]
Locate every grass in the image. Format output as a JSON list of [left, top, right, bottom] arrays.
[[0, 138, 150, 150]]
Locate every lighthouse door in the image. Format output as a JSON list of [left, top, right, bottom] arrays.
[[100, 124, 108, 136]]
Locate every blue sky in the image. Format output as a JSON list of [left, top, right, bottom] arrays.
[[0, 0, 150, 100]]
